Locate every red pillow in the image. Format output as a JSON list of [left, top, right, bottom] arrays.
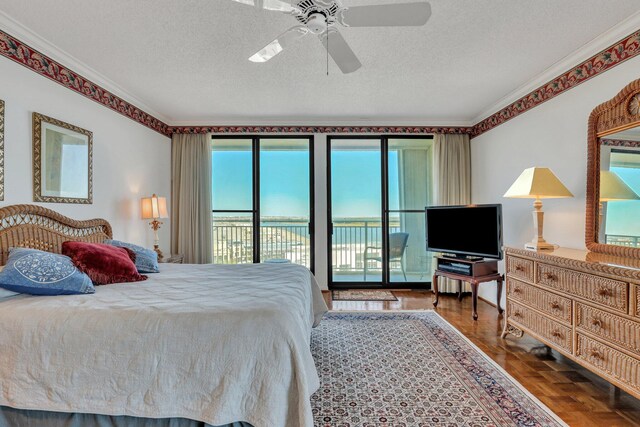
[[62, 241, 147, 285]]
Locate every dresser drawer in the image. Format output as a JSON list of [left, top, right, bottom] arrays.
[[506, 256, 534, 282], [576, 303, 640, 356], [507, 300, 572, 352], [576, 334, 640, 394], [507, 278, 571, 324], [537, 263, 628, 313]]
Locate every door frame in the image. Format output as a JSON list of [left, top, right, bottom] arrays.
[[211, 135, 315, 272], [326, 135, 433, 289]]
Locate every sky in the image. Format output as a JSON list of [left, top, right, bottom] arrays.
[[212, 147, 400, 218]]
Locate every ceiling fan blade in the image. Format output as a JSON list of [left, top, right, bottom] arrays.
[[249, 26, 310, 63], [231, 0, 296, 13], [319, 29, 362, 74], [339, 2, 432, 27]]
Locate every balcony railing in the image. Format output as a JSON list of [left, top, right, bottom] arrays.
[[212, 218, 311, 266], [606, 234, 640, 248], [331, 220, 399, 272], [212, 217, 432, 280]]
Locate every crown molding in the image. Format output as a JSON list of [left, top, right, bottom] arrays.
[[0, 11, 168, 132], [471, 12, 640, 135]]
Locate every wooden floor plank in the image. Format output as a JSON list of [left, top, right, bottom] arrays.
[[323, 289, 640, 426]]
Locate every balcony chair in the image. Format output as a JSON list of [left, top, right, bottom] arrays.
[[364, 232, 409, 281]]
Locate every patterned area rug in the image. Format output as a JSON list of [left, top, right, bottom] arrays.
[[332, 290, 398, 301], [311, 311, 567, 427]]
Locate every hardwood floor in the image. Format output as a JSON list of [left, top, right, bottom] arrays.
[[323, 290, 640, 427]]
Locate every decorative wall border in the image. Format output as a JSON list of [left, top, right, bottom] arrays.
[[601, 138, 640, 147], [0, 29, 171, 137], [471, 31, 640, 138], [168, 125, 472, 134]]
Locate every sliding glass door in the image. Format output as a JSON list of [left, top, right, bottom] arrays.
[[212, 138, 254, 264], [259, 138, 313, 268], [211, 136, 314, 269], [387, 138, 434, 284], [327, 136, 433, 288], [329, 138, 383, 283]]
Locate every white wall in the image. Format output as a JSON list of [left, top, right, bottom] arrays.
[[0, 57, 172, 249], [472, 55, 640, 306]]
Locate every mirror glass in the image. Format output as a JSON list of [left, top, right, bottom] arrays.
[[598, 126, 640, 247], [41, 122, 89, 199]]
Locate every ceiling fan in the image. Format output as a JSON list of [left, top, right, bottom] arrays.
[[232, 0, 432, 74]]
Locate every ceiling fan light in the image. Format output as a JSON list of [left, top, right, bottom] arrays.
[[262, 0, 294, 12], [249, 40, 284, 62]]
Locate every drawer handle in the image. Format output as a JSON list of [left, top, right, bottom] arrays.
[[513, 287, 522, 294], [597, 288, 612, 298], [591, 318, 603, 329], [590, 349, 603, 360], [543, 272, 557, 281], [549, 301, 561, 310], [513, 311, 522, 318], [514, 265, 524, 272], [551, 330, 562, 338]]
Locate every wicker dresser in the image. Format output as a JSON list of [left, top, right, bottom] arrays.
[[503, 247, 640, 398]]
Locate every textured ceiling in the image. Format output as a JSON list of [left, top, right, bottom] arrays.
[[1, 0, 639, 124]]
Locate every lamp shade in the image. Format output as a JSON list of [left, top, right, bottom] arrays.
[[503, 167, 574, 199], [141, 194, 168, 219], [600, 170, 640, 202]]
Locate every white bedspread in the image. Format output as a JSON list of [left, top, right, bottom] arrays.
[[0, 263, 328, 427]]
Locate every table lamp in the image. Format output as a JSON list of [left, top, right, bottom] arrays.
[[504, 167, 573, 251], [599, 170, 640, 225], [141, 194, 169, 259]]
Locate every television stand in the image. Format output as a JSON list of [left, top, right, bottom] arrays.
[[432, 256, 503, 320]]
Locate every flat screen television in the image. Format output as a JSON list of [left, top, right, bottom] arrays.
[[425, 204, 503, 259]]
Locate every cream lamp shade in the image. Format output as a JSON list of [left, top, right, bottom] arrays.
[[600, 170, 640, 202], [503, 167, 574, 199], [141, 194, 168, 220], [504, 167, 573, 251], [141, 194, 168, 259]]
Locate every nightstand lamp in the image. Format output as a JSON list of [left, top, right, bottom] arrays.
[[599, 170, 640, 224], [141, 194, 168, 259], [504, 167, 573, 251]]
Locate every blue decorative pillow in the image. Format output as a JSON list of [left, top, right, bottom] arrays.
[[105, 239, 159, 273], [0, 248, 95, 295]]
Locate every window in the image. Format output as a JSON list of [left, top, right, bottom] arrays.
[[211, 136, 314, 269], [328, 136, 433, 287]]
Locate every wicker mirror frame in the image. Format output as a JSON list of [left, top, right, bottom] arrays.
[[586, 78, 640, 258], [33, 112, 93, 204]]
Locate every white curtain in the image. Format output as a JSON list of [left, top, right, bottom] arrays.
[[433, 133, 471, 293], [171, 133, 213, 264]]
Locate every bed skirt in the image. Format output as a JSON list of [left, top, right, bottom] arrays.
[[0, 406, 252, 427]]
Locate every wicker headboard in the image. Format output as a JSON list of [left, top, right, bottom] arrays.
[[0, 204, 113, 265]]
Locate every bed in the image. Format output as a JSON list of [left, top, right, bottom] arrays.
[[0, 205, 327, 427]]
